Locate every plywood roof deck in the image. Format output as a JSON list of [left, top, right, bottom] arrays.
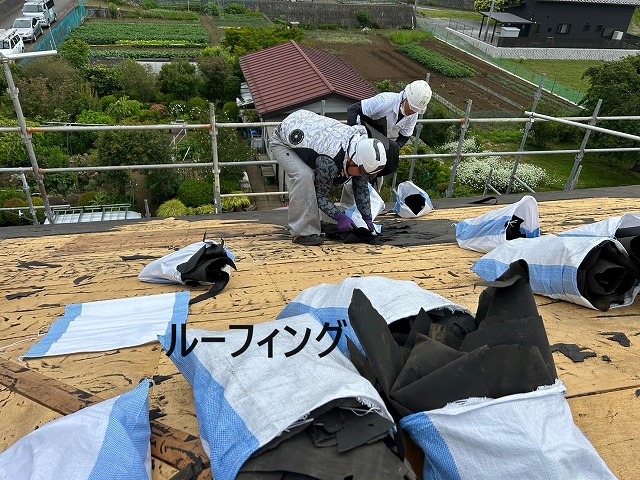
[[1, 189, 639, 479]]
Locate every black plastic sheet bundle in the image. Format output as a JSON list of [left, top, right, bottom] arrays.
[[347, 259, 557, 418], [473, 235, 640, 311]]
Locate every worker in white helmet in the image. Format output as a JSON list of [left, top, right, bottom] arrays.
[[347, 80, 432, 180], [270, 109, 387, 246]]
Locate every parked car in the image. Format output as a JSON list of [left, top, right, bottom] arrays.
[[22, 0, 57, 28], [0, 29, 25, 55], [12, 17, 42, 43]]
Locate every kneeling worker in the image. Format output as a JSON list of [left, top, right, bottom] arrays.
[[270, 109, 387, 246]]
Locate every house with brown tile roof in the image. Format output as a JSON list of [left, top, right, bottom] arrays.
[[239, 40, 377, 123]]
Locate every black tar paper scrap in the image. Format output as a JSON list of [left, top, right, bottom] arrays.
[[550, 343, 597, 363]]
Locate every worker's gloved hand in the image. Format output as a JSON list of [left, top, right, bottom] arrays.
[[336, 212, 356, 233], [362, 215, 376, 233]]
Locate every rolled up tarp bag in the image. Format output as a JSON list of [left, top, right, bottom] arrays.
[[472, 235, 640, 310], [158, 314, 393, 480], [559, 213, 640, 273], [455, 195, 540, 253], [138, 240, 236, 303], [392, 181, 434, 218], [399, 380, 616, 480]]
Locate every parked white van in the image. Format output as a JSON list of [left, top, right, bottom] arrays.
[[22, 0, 57, 28], [0, 29, 26, 55]]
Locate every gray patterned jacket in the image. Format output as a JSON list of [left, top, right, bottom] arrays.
[[275, 110, 372, 220]]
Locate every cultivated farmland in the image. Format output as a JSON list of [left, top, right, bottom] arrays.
[[72, 19, 211, 59]]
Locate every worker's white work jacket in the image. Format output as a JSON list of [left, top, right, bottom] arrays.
[[360, 92, 419, 141], [275, 109, 367, 167]]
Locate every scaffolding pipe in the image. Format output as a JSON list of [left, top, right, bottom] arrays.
[[507, 74, 545, 194], [408, 73, 430, 185], [19, 172, 38, 225], [525, 111, 640, 142], [446, 100, 473, 198], [2, 54, 55, 224], [0, 115, 638, 135], [210, 104, 222, 214], [565, 99, 602, 190]]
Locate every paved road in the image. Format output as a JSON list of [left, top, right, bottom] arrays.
[[1, 0, 77, 47]]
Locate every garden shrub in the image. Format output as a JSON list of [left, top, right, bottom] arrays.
[[77, 191, 98, 206], [195, 204, 216, 215], [455, 157, 549, 193], [177, 179, 212, 207], [156, 199, 188, 217], [224, 3, 246, 14]]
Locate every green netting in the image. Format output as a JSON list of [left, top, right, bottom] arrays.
[[33, 0, 87, 53]]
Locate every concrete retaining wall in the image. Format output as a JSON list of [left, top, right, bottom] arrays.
[[447, 28, 640, 61]]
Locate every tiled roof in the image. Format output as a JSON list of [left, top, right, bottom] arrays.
[[239, 41, 377, 117]]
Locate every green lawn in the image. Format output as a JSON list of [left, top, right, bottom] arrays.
[[523, 148, 640, 190], [499, 59, 600, 93], [417, 8, 482, 23]]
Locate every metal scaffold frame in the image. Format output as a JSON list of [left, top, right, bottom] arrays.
[[2, 55, 640, 222]]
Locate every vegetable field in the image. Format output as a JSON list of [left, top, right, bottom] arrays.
[[73, 19, 211, 59]]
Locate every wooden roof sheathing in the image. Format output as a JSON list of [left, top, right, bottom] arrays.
[[239, 40, 377, 117], [0, 192, 639, 479]]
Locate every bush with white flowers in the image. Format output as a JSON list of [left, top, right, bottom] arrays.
[[436, 137, 482, 155], [455, 156, 549, 193], [435, 135, 550, 193]]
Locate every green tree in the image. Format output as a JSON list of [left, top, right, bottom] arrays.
[[157, 61, 203, 101], [222, 27, 304, 56], [357, 11, 371, 28], [105, 96, 143, 121], [198, 54, 240, 103], [224, 2, 246, 14], [420, 103, 453, 147], [71, 110, 116, 154], [86, 64, 124, 98], [18, 58, 96, 118], [581, 55, 640, 171], [95, 129, 171, 196], [118, 60, 157, 103], [59, 39, 90, 70], [473, 0, 510, 11]]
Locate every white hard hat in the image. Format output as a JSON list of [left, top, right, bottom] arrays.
[[404, 80, 432, 114], [353, 138, 387, 174]]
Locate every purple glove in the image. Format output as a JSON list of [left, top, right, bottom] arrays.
[[336, 212, 356, 233], [362, 215, 376, 233]]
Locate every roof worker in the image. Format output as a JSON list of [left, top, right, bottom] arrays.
[[270, 109, 387, 246], [347, 79, 432, 181]]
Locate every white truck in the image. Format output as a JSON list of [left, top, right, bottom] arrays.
[[0, 29, 26, 55], [22, 0, 57, 29]]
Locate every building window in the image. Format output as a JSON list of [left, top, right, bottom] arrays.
[[583, 23, 591, 32], [557, 23, 571, 34], [596, 24, 603, 32]]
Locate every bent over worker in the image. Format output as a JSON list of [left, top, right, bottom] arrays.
[[347, 80, 432, 178], [270, 109, 387, 247]]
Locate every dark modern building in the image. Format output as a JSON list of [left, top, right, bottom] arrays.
[[504, 0, 640, 44]]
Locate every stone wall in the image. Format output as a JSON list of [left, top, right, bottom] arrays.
[[257, 2, 415, 29]]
